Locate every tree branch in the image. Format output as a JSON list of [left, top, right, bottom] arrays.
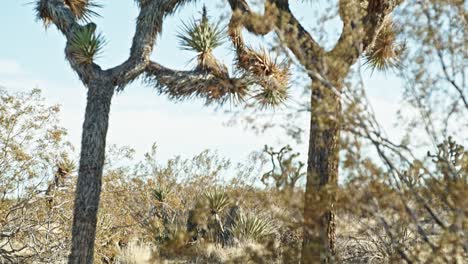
[[144, 61, 251, 105], [227, 0, 277, 36], [144, 57, 291, 108], [228, 0, 325, 72], [36, 0, 103, 85], [271, 0, 325, 71], [328, 0, 404, 65], [108, 0, 196, 89]]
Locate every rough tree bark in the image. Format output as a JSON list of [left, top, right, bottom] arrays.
[[302, 77, 344, 263], [68, 80, 114, 263]]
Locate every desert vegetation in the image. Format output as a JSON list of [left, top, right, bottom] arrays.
[[1, 0, 466, 263], [0, 86, 466, 263]]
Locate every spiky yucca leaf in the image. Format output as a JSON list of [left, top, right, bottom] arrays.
[[57, 157, 76, 175], [253, 80, 289, 109], [69, 23, 105, 65], [236, 48, 289, 107], [204, 190, 231, 214], [177, 6, 225, 54], [64, 0, 101, 21], [364, 21, 404, 72], [239, 48, 289, 79], [152, 185, 173, 203], [232, 213, 274, 241], [35, 0, 66, 28], [178, 6, 229, 80], [153, 188, 166, 202], [237, 48, 280, 77]]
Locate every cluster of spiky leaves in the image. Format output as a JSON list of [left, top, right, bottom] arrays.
[[172, 6, 289, 108], [64, 0, 101, 21], [57, 156, 76, 175], [35, 0, 67, 28], [232, 213, 274, 241], [228, 11, 290, 108], [237, 48, 290, 108], [35, 0, 100, 27], [178, 6, 225, 55], [253, 79, 289, 108], [204, 190, 231, 214], [153, 185, 173, 203], [365, 21, 404, 72], [69, 23, 105, 64], [177, 6, 228, 79]]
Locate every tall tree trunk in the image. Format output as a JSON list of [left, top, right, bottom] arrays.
[[302, 80, 341, 263], [68, 80, 114, 264]]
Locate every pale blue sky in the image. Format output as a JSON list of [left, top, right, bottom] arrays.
[[0, 0, 403, 165]]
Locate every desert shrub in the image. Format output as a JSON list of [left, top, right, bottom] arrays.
[[0, 88, 73, 263]]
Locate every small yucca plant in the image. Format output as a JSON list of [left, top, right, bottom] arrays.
[[152, 185, 173, 203], [204, 190, 231, 214], [69, 23, 105, 65], [232, 213, 274, 241], [365, 21, 404, 72]]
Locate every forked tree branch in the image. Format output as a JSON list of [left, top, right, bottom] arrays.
[[328, 0, 404, 65], [271, 0, 325, 71], [37, 0, 197, 88], [142, 0, 291, 107], [108, 0, 196, 88], [37, 0, 290, 106]]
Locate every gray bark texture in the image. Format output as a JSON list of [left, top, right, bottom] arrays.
[[68, 81, 114, 264]]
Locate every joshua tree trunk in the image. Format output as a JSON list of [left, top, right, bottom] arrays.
[[68, 80, 114, 264], [302, 80, 342, 263]]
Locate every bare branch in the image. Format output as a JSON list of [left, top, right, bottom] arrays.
[[420, 6, 468, 109], [227, 0, 276, 36]]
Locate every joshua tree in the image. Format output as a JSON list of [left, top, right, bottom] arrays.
[[261, 145, 305, 190], [34, 1, 289, 263], [225, 0, 404, 262]]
